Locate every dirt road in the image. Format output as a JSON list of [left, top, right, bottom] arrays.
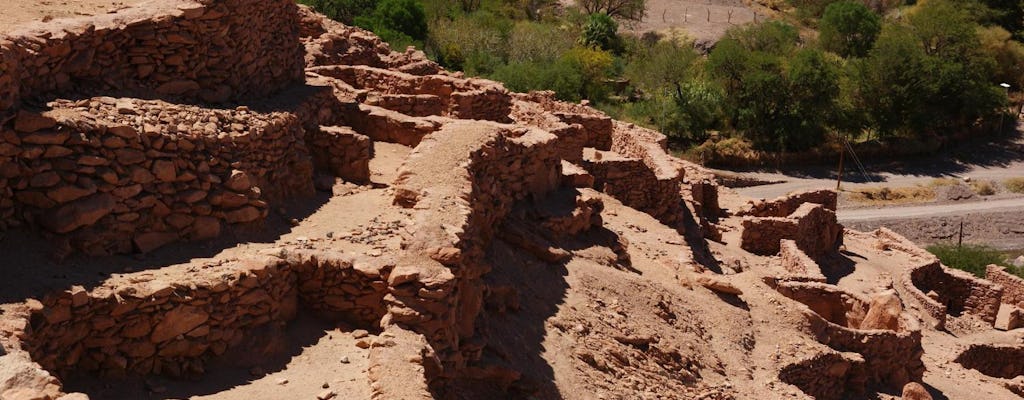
[[837, 197, 1024, 222]]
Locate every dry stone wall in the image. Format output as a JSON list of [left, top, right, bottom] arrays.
[[741, 203, 842, 259], [779, 350, 867, 400], [0, 98, 314, 254], [739, 189, 837, 217], [779, 240, 826, 282], [773, 281, 925, 391], [907, 261, 1003, 324], [308, 125, 371, 183], [0, 0, 304, 115], [986, 265, 1024, 307], [390, 121, 563, 379], [955, 344, 1024, 379], [12, 248, 390, 381]]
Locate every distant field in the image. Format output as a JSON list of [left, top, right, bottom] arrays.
[[631, 0, 760, 43]]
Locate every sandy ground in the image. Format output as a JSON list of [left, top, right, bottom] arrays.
[[0, 0, 141, 31]]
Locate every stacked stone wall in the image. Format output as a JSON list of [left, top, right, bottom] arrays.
[[955, 344, 1024, 379], [986, 265, 1024, 306], [779, 240, 826, 282], [779, 350, 867, 400], [741, 203, 842, 259], [10, 249, 390, 381], [309, 65, 512, 123], [308, 126, 371, 183], [0, 99, 314, 254], [739, 189, 837, 217], [897, 261, 999, 331], [390, 121, 563, 379], [599, 122, 685, 225], [0, 0, 304, 115], [773, 281, 925, 390]]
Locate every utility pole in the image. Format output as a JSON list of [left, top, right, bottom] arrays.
[[836, 136, 845, 191], [1000, 83, 1011, 133]]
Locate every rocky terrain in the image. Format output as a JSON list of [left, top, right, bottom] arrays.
[[1, 1, 1023, 400]]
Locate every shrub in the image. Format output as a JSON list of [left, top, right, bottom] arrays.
[[580, 13, 621, 52], [1005, 177, 1024, 193], [576, 0, 646, 22], [819, 1, 881, 58], [428, 12, 511, 72], [355, 0, 429, 48], [508, 21, 576, 64], [927, 243, 1010, 277], [849, 185, 936, 204], [298, 0, 377, 24], [971, 180, 997, 196]]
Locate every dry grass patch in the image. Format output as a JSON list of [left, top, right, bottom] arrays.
[[928, 177, 960, 187], [970, 180, 997, 196], [849, 185, 936, 205], [1005, 177, 1024, 194]]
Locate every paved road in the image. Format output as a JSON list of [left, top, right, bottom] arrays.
[[836, 197, 1024, 222]]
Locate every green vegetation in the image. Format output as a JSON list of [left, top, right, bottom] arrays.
[[299, 0, 1024, 158], [819, 1, 880, 58], [927, 243, 1014, 277]]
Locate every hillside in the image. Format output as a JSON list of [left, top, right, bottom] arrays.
[[0, 1, 1022, 400]]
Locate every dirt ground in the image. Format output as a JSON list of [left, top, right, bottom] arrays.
[[0, 0, 141, 31]]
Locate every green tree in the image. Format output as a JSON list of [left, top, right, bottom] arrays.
[[850, 25, 934, 137], [625, 39, 721, 143], [576, 0, 646, 22], [355, 0, 429, 47], [298, 0, 377, 24], [819, 1, 881, 58], [709, 22, 840, 151]]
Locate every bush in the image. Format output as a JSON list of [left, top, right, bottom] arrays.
[[1005, 177, 1024, 193], [971, 180, 997, 196], [490, 59, 585, 101], [298, 0, 377, 24], [428, 12, 511, 72], [508, 21, 576, 64], [927, 243, 1010, 277], [355, 0, 429, 48], [849, 185, 936, 204], [819, 1, 881, 58], [580, 13, 621, 52]]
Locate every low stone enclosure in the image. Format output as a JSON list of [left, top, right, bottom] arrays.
[[769, 280, 925, 396], [738, 189, 841, 260]]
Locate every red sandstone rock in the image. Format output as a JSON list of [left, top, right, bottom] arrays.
[[13, 111, 57, 133], [40, 193, 115, 233], [995, 304, 1024, 331], [152, 160, 176, 182], [225, 206, 261, 223], [151, 306, 210, 343], [134, 232, 179, 253], [861, 290, 903, 331], [225, 170, 252, 192], [901, 382, 932, 400]]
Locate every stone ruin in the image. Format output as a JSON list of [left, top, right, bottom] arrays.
[[738, 189, 843, 259], [0, 1, 1021, 399], [0, 1, 713, 398]]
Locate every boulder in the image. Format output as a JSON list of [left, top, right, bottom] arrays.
[[860, 290, 903, 331], [901, 382, 932, 400], [696, 275, 743, 296], [995, 304, 1024, 331]]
